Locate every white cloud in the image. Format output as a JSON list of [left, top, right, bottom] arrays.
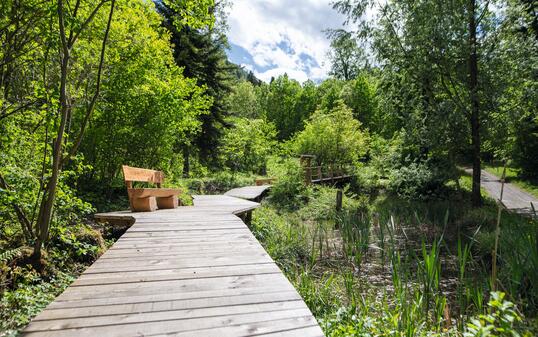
[[227, 0, 347, 83]]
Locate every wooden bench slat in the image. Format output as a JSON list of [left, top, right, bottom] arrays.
[[128, 188, 181, 198]]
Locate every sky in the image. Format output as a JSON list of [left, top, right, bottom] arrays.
[[225, 0, 348, 83]]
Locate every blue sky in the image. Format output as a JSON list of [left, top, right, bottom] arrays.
[[225, 0, 347, 83]]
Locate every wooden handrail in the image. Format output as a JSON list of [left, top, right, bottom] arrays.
[[301, 163, 353, 184]]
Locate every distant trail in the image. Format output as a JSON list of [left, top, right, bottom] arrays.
[[465, 168, 538, 217]]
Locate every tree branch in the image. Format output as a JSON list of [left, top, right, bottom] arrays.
[[69, 0, 109, 48], [0, 99, 42, 121], [63, 0, 116, 165], [0, 173, 34, 240]]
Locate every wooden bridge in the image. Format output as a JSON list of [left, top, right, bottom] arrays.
[[300, 155, 353, 185], [21, 190, 323, 336]]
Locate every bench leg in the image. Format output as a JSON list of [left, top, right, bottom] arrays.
[[131, 196, 157, 212], [157, 195, 179, 209]]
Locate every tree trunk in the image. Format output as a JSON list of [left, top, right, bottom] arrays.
[[32, 2, 71, 263], [182, 145, 190, 178], [468, 0, 482, 207]]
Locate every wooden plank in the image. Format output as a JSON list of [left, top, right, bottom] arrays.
[[152, 319, 324, 337], [24, 310, 316, 337], [34, 291, 303, 320], [128, 188, 181, 198], [47, 287, 300, 309], [122, 165, 164, 184], [58, 273, 289, 299], [26, 301, 309, 331], [224, 185, 272, 201], [73, 264, 281, 286]]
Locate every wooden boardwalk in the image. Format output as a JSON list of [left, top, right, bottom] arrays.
[[22, 195, 323, 337], [224, 185, 272, 201]]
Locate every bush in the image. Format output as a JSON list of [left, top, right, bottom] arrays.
[[464, 292, 531, 337], [513, 114, 538, 179], [267, 158, 308, 210], [388, 161, 450, 200], [0, 271, 74, 334], [251, 206, 310, 273], [220, 118, 277, 174], [293, 100, 369, 166], [184, 171, 255, 195], [48, 224, 105, 265]]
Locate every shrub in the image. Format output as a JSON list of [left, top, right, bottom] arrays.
[[0, 271, 74, 333], [220, 118, 277, 174], [48, 224, 105, 264], [251, 206, 310, 273], [294, 100, 369, 166], [464, 292, 531, 337], [267, 158, 308, 210], [184, 171, 255, 195], [388, 161, 450, 200]]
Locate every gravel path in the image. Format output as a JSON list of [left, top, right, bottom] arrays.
[[465, 168, 538, 217]]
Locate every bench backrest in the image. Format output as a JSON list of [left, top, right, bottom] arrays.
[[122, 165, 164, 188]]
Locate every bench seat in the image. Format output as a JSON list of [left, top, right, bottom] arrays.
[[128, 188, 181, 198]]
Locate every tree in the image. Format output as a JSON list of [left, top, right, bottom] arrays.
[[327, 30, 366, 81], [220, 118, 277, 174], [294, 100, 369, 166], [157, 1, 233, 175], [226, 80, 261, 118], [80, 0, 212, 185], [333, 0, 509, 206], [262, 74, 306, 140]]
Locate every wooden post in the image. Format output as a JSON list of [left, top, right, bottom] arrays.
[[300, 155, 316, 185], [305, 166, 312, 185], [336, 189, 343, 212]]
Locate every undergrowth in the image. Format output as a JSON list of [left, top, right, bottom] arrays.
[[251, 180, 538, 336]]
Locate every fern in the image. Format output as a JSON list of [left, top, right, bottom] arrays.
[[0, 247, 23, 264]]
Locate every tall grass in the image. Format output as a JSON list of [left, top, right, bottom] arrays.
[[251, 183, 537, 336]]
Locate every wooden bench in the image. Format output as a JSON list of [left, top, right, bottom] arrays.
[[255, 177, 276, 186], [122, 165, 181, 212]]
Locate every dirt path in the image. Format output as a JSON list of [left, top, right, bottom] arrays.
[[466, 168, 538, 217]]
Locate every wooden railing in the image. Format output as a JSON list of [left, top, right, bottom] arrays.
[[302, 164, 353, 185], [299, 154, 353, 185]]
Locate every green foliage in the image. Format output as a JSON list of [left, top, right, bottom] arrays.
[[296, 272, 341, 317], [251, 205, 310, 273], [162, 0, 214, 29], [0, 247, 23, 264], [266, 157, 308, 210], [160, 0, 234, 166], [464, 292, 528, 337], [48, 224, 105, 265], [388, 161, 451, 200], [262, 74, 309, 140], [0, 271, 75, 333], [294, 100, 369, 165], [226, 80, 262, 118], [327, 30, 366, 81], [513, 114, 538, 179], [340, 74, 378, 128], [220, 118, 277, 173], [82, 0, 212, 183]]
